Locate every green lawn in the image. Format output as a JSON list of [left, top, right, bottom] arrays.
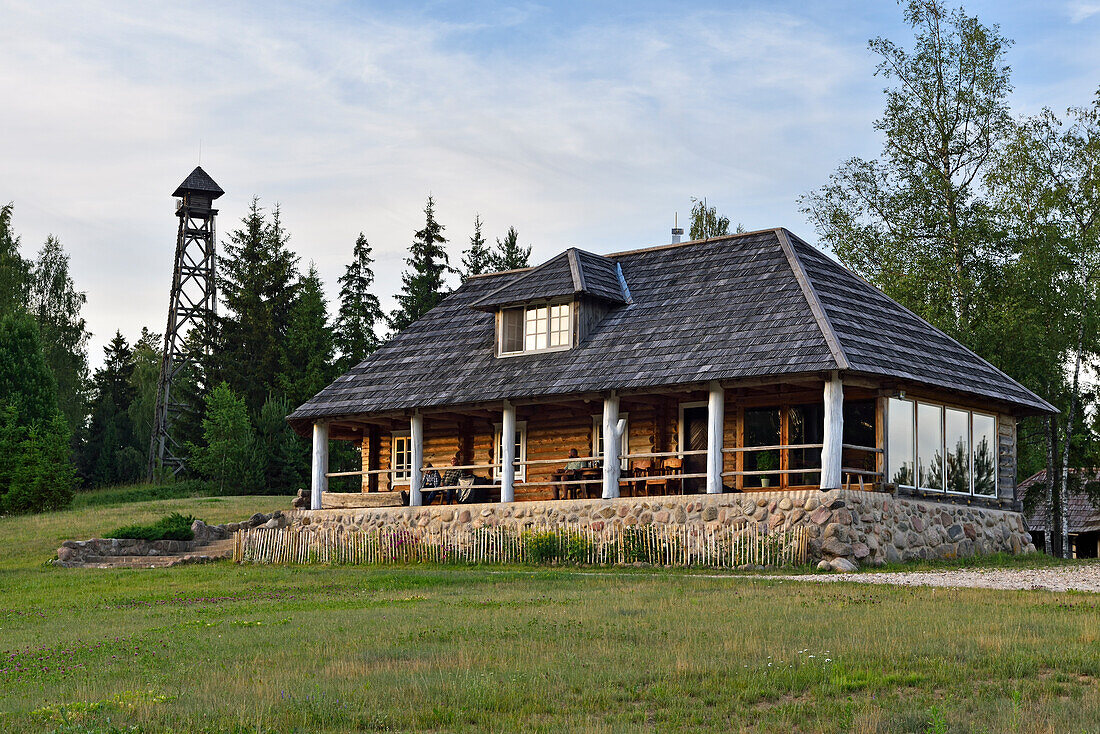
[[2, 497, 1098, 733]]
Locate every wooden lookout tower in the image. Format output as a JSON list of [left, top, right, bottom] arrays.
[[148, 166, 223, 478]]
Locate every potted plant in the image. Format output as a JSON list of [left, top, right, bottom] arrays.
[[756, 450, 778, 487]]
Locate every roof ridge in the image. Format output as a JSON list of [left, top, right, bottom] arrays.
[[605, 227, 781, 258], [469, 251, 569, 306], [774, 228, 850, 371], [783, 230, 1056, 413], [566, 248, 585, 291]]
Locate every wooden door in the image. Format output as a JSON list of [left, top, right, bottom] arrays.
[[683, 406, 708, 493]]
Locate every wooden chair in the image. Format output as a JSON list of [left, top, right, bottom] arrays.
[[631, 459, 654, 497], [646, 457, 683, 496]]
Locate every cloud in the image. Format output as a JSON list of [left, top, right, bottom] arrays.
[[0, 0, 880, 367], [1067, 1, 1100, 22]]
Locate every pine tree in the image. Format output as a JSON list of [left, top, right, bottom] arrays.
[[389, 195, 451, 332], [218, 198, 301, 412], [0, 203, 30, 318], [335, 233, 384, 370], [187, 382, 261, 494], [462, 214, 492, 277], [276, 265, 335, 409], [28, 235, 89, 434], [489, 226, 531, 272]]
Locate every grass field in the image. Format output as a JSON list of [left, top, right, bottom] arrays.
[[2, 496, 1099, 733]]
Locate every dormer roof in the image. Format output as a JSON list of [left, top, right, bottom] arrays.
[[469, 248, 628, 312]]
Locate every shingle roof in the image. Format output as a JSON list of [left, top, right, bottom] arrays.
[[469, 248, 626, 311], [288, 228, 1054, 429], [172, 166, 224, 199], [1019, 470, 1100, 533]]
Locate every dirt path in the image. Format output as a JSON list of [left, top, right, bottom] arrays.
[[775, 564, 1100, 593]]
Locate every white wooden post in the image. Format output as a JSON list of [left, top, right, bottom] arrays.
[[501, 400, 516, 503], [602, 392, 625, 499], [310, 421, 328, 510], [706, 381, 725, 494], [821, 372, 844, 490], [409, 411, 424, 506]]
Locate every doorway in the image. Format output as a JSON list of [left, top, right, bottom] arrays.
[[680, 403, 708, 493]]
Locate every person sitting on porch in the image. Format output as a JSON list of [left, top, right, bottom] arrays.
[[565, 448, 588, 471], [441, 454, 470, 504]]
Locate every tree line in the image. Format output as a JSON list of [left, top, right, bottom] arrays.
[[0, 193, 533, 513], [801, 0, 1100, 558]]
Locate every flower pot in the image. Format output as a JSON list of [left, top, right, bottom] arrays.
[[760, 477, 771, 488]]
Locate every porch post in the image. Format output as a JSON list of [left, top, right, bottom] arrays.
[[706, 381, 725, 494], [821, 372, 844, 490], [602, 391, 623, 499], [310, 421, 328, 510], [501, 400, 516, 503], [409, 411, 424, 506]]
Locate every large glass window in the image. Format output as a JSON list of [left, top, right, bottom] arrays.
[[744, 408, 781, 488], [972, 413, 997, 496], [945, 408, 970, 494], [917, 402, 944, 491], [499, 302, 572, 355], [788, 403, 823, 486], [887, 398, 998, 498], [887, 398, 915, 487], [391, 432, 411, 484]]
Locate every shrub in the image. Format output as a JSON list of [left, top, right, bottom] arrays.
[[524, 530, 592, 564], [107, 512, 196, 541]]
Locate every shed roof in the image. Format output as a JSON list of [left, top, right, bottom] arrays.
[[288, 228, 1053, 429], [172, 166, 224, 199], [1020, 470, 1100, 533]]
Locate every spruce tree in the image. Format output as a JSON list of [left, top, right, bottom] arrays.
[[0, 203, 30, 318], [187, 382, 261, 494], [462, 214, 492, 277], [489, 226, 531, 272], [389, 195, 451, 332], [335, 233, 384, 370], [276, 265, 335, 409], [0, 311, 59, 428], [81, 332, 140, 486], [255, 393, 306, 491], [4, 413, 76, 514], [28, 235, 89, 434], [218, 198, 300, 412], [127, 327, 161, 463]]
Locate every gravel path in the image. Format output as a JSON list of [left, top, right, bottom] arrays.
[[777, 564, 1100, 593]]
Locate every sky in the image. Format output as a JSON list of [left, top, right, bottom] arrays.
[[2, 0, 1099, 369]]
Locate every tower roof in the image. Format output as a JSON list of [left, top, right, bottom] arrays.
[[172, 166, 224, 199]]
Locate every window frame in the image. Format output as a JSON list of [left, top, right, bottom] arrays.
[[592, 412, 629, 470], [496, 300, 574, 357], [390, 430, 411, 486], [886, 397, 999, 499], [492, 420, 528, 482]]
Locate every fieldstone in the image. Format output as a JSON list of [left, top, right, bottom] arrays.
[[912, 516, 924, 532], [816, 559, 832, 571], [835, 509, 853, 525], [788, 508, 805, 524], [752, 506, 766, 521], [249, 513, 266, 526], [263, 518, 280, 529], [821, 537, 852, 557], [768, 513, 784, 530], [702, 506, 718, 522], [805, 495, 819, 511], [458, 509, 471, 523], [830, 557, 859, 573], [778, 497, 793, 511], [851, 541, 870, 559], [827, 498, 846, 510], [885, 545, 901, 563], [823, 522, 845, 540], [947, 524, 965, 541], [809, 506, 831, 525], [57, 546, 74, 562], [654, 510, 669, 523]]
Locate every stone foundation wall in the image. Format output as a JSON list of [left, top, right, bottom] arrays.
[[293, 489, 1035, 569]]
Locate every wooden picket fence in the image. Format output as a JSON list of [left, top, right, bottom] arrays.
[[233, 521, 808, 568]]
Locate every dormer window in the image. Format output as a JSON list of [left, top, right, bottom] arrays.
[[498, 301, 573, 356]]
